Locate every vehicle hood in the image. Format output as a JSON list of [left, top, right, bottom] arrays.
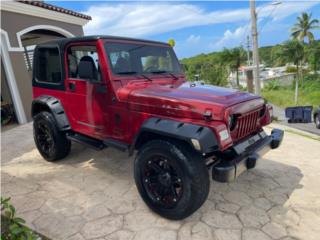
[[120, 81, 262, 120]]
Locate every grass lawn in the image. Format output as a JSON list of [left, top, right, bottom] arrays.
[[262, 74, 320, 110]]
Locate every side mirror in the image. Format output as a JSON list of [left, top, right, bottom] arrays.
[[78, 61, 95, 80]]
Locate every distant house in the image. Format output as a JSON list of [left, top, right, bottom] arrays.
[[229, 65, 295, 90], [1, 1, 91, 124]]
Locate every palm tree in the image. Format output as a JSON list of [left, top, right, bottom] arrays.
[[221, 47, 246, 87], [279, 40, 304, 104], [291, 12, 319, 44]]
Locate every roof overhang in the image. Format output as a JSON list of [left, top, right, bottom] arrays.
[[1, 1, 90, 26]]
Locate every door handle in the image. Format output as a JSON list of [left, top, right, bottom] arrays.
[[69, 82, 76, 91]]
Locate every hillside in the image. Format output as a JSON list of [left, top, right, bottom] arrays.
[[180, 40, 320, 85]]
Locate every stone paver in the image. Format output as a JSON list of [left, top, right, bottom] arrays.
[[238, 205, 270, 228], [262, 222, 287, 239], [214, 229, 241, 240], [242, 228, 272, 240], [81, 215, 123, 239], [202, 209, 242, 229], [1, 123, 320, 240]]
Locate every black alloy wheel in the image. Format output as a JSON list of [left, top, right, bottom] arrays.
[[33, 111, 71, 161], [134, 139, 210, 220], [142, 155, 184, 209], [35, 121, 55, 157]]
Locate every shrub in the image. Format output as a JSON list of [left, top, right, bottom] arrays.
[[264, 79, 280, 91], [286, 66, 297, 73], [200, 64, 228, 86], [1, 197, 40, 240]]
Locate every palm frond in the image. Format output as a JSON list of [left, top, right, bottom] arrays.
[[307, 32, 315, 43]]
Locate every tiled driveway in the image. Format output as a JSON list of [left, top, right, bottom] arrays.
[[1, 123, 320, 240]]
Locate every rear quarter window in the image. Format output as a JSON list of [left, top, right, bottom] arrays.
[[35, 47, 62, 84]]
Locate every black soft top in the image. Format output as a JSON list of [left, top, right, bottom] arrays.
[[36, 35, 170, 48]]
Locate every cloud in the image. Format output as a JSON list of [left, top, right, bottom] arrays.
[[82, 1, 319, 52], [257, 1, 319, 21], [186, 34, 200, 44], [212, 1, 319, 50], [214, 25, 248, 49], [82, 3, 251, 37]]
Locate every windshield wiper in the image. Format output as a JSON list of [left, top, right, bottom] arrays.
[[116, 71, 152, 81], [150, 70, 179, 80], [140, 74, 152, 81]]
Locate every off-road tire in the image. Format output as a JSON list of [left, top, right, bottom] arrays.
[[315, 114, 320, 129], [33, 111, 71, 161], [134, 139, 210, 220]]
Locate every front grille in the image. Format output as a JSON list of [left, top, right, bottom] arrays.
[[235, 110, 260, 140]]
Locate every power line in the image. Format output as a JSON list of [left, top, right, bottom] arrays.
[[258, 3, 280, 35]]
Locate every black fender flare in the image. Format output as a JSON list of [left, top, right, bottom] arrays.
[[31, 95, 71, 131], [130, 118, 219, 156]]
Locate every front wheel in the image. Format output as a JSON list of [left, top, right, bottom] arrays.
[[33, 111, 71, 161], [134, 139, 210, 220], [315, 114, 320, 129]]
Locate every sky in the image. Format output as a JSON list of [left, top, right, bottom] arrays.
[[48, 1, 320, 58]]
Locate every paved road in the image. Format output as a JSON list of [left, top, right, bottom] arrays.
[[2, 123, 320, 240]]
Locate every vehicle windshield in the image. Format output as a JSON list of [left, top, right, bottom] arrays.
[[104, 41, 182, 76]]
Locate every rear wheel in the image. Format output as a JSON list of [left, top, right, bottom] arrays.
[[134, 139, 209, 220], [315, 114, 320, 129], [33, 111, 71, 161]]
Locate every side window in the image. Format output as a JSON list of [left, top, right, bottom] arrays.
[[35, 47, 61, 83], [67, 45, 101, 82]]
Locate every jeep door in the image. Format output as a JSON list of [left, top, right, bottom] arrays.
[[65, 42, 109, 138]]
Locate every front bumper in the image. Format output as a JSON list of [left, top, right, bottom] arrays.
[[212, 128, 284, 182]]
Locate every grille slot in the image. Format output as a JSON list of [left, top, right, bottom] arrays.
[[235, 110, 260, 140]]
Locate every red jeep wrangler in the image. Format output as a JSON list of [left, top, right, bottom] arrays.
[[32, 36, 283, 220]]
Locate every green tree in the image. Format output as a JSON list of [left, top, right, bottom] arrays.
[[279, 40, 305, 104], [220, 47, 246, 87], [291, 12, 319, 44], [305, 41, 320, 73], [270, 45, 287, 67], [200, 63, 228, 86], [259, 46, 273, 67]]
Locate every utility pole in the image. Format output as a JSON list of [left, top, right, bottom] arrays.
[[250, 0, 261, 95], [246, 35, 251, 66]]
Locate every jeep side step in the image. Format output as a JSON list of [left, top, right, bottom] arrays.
[[66, 133, 130, 152], [67, 133, 105, 150], [103, 138, 129, 152]]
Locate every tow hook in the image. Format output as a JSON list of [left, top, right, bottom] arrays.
[[246, 154, 258, 169]]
